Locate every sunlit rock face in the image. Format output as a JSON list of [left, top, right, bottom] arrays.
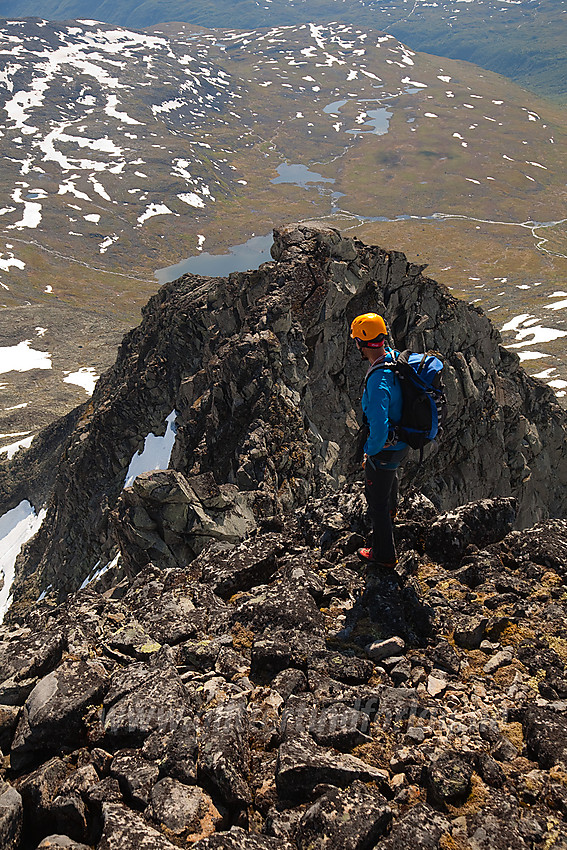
[[2, 223, 566, 616]]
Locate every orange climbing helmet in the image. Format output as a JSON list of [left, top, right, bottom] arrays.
[[350, 313, 388, 347]]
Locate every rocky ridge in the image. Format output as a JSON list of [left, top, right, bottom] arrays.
[[0, 224, 566, 847], [2, 224, 566, 615]]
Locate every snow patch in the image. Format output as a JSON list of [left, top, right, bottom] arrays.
[[63, 367, 99, 395], [0, 436, 33, 459], [79, 553, 120, 590], [401, 77, 427, 88], [0, 254, 25, 272], [0, 501, 46, 621], [178, 193, 205, 209], [137, 203, 175, 225], [124, 410, 178, 488], [0, 340, 52, 373]]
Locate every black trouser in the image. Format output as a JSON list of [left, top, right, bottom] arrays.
[[364, 449, 408, 564]]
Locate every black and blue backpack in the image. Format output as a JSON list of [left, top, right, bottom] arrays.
[[367, 349, 446, 458]]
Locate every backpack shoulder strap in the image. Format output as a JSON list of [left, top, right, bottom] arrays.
[[363, 350, 400, 389]]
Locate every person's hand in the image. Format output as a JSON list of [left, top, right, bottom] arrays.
[[362, 453, 368, 470]]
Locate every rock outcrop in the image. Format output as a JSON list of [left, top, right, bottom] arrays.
[[2, 223, 566, 615]]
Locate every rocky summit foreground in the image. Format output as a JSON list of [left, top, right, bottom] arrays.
[[0, 224, 566, 848], [0, 491, 566, 849]]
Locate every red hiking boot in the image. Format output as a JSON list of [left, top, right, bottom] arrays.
[[357, 548, 397, 569]]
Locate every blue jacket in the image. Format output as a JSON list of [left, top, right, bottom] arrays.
[[362, 352, 407, 457]]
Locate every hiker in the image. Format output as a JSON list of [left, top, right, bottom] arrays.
[[350, 312, 409, 570]]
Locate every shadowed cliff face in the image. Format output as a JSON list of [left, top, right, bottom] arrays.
[[3, 223, 567, 613]]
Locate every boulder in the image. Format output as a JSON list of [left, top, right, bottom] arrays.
[[191, 827, 294, 848], [85, 777, 123, 813], [475, 753, 506, 788], [275, 734, 388, 801], [105, 622, 155, 658], [546, 782, 567, 818], [504, 519, 567, 578], [0, 704, 20, 750], [431, 641, 461, 676], [113, 470, 256, 572], [426, 751, 473, 805], [263, 806, 303, 840], [146, 777, 221, 840], [103, 662, 187, 744], [281, 696, 369, 752], [306, 672, 371, 709], [379, 803, 451, 850], [110, 749, 160, 807], [103, 661, 157, 708], [0, 675, 38, 706], [48, 794, 87, 845], [199, 534, 284, 599], [483, 649, 513, 675], [452, 615, 488, 650], [97, 802, 179, 850], [270, 669, 308, 700], [464, 792, 532, 850], [0, 630, 65, 684], [247, 689, 283, 750], [277, 561, 325, 604], [198, 702, 252, 809], [310, 702, 370, 751], [215, 646, 250, 679], [160, 715, 199, 785], [232, 581, 324, 637], [0, 781, 22, 850], [365, 637, 405, 663], [425, 498, 517, 567], [36, 836, 91, 849], [376, 687, 419, 723], [250, 635, 312, 682], [134, 589, 208, 645], [18, 757, 69, 820], [308, 652, 374, 685], [390, 658, 412, 687], [11, 660, 108, 770], [177, 637, 225, 673], [295, 780, 392, 849], [427, 675, 447, 698], [522, 707, 567, 768], [21, 762, 96, 844]]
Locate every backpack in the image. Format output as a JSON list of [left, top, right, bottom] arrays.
[[367, 349, 446, 458]]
